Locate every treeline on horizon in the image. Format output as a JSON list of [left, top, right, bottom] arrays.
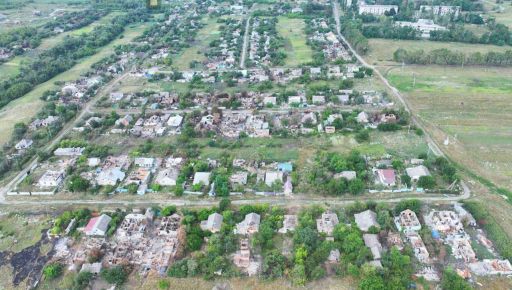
[[393, 48, 512, 66]]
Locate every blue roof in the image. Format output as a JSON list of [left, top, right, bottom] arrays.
[[432, 230, 440, 239], [278, 162, 293, 172]]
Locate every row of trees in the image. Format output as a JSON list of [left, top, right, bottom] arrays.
[[430, 22, 512, 46], [340, 19, 370, 55], [394, 47, 512, 66], [0, 9, 150, 109], [0, 9, 107, 56]]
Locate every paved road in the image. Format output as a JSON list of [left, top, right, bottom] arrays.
[[331, 0, 444, 158], [240, 16, 251, 68]]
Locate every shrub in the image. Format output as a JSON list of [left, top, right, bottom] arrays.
[[43, 263, 63, 279]]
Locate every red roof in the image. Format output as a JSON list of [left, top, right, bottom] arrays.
[[379, 169, 396, 184], [84, 217, 99, 233]]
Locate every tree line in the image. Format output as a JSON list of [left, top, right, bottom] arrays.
[[0, 9, 150, 109], [0, 9, 107, 57], [340, 19, 369, 55], [393, 47, 512, 66]]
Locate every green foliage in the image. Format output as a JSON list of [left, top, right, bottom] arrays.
[[355, 130, 370, 143], [43, 263, 63, 280], [186, 232, 203, 251], [161, 205, 177, 217], [168, 259, 190, 278], [219, 198, 231, 211], [463, 201, 512, 261], [358, 264, 385, 290], [394, 199, 421, 215], [100, 266, 129, 286], [72, 271, 93, 290], [67, 175, 91, 192], [441, 268, 472, 290], [401, 174, 411, 187], [434, 157, 457, 183], [417, 175, 436, 189], [262, 250, 287, 279], [158, 279, 170, 290], [290, 264, 307, 286]]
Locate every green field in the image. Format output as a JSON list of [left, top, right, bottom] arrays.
[[386, 65, 512, 190], [0, 23, 149, 145], [366, 39, 512, 66], [276, 16, 313, 67], [172, 17, 222, 70]]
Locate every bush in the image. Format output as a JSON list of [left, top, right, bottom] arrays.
[[355, 130, 370, 143], [168, 259, 189, 278], [417, 175, 436, 189], [100, 266, 128, 286], [43, 263, 63, 279], [72, 271, 93, 290], [161, 205, 177, 216], [158, 279, 170, 289]]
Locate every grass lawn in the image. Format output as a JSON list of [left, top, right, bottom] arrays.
[[276, 16, 313, 67], [172, 17, 222, 70], [0, 23, 149, 145], [366, 39, 512, 66]]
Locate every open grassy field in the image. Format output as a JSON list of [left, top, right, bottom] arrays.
[[386, 65, 512, 190], [366, 39, 512, 66], [172, 17, 222, 70], [0, 213, 50, 253], [0, 23, 150, 146], [276, 16, 313, 67]]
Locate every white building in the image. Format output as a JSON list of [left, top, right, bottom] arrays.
[[395, 19, 447, 38], [359, 3, 398, 15], [419, 5, 461, 17], [84, 214, 112, 236], [15, 139, 33, 151], [54, 147, 85, 156]]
